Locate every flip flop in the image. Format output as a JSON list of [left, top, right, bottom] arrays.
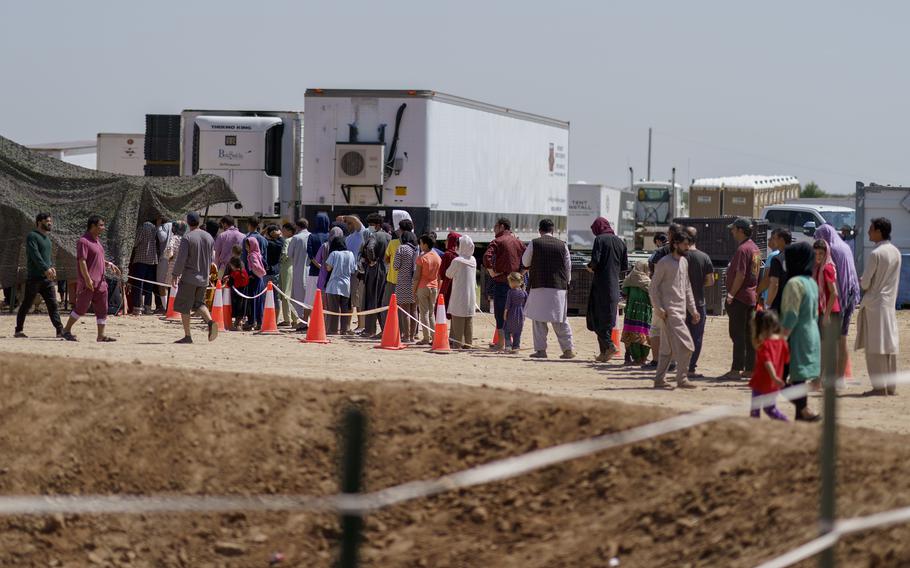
[[96, 336, 117, 343]]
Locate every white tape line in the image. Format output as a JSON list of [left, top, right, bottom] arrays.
[[755, 505, 910, 568]]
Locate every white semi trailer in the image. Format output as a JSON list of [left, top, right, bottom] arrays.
[[179, 110, 303, 219], [302, 89, 569, 242]]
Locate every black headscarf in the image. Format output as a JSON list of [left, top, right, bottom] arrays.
[[329, 235, 347, 253], [399, 230, 418, 248], [784, 242, 814, 278]]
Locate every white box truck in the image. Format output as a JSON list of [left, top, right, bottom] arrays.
[[568, 183, 622, 249], [855, 182, 910, 276], [179, 110, 303, 220], [96, 133, 145, 175], [302, 89, 569, 242]]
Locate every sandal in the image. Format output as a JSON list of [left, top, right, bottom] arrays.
[[96, 336, 117, 343]]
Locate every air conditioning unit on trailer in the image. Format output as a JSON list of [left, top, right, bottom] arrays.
[[335, 143, 385, 186]]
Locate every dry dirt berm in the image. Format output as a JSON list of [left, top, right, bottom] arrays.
[[0, 355, 909, 567]]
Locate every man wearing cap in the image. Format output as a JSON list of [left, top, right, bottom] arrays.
[[721, 217, 761, 380], [172, 212, 218, 344]]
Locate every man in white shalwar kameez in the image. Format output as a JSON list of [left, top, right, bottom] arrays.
[[856, 217, 901, 396], [521, 219, 576, 359], [649, 233, 700, 390], [287, 218, 311, 331]]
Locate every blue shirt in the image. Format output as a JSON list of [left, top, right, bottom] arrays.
[[325, 250, 356, 297]]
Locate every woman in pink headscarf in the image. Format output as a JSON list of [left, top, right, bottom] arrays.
[[813, 238, 841, 388], [244, 237, 267, 330]]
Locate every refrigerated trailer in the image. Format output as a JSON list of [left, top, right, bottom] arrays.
[[180, 110, 303, 219], [302, 89, 569, 243]]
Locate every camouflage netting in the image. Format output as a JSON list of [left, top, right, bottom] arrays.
[[0, 134, 236, 287]]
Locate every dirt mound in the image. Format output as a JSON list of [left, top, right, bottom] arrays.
[[0, 355, 909, 567]]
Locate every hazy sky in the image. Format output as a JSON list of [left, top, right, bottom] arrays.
[[3, 1, 907, 195]]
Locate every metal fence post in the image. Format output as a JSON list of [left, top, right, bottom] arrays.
[[339, 407, 366, 568], [819, 376, 837, 567]]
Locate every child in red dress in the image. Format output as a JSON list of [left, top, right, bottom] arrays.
[[749, 310, 789, 421]]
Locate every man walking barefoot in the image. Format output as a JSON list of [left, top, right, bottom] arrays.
[[61, 215, 121, 342], [172, 212, 218, 344]]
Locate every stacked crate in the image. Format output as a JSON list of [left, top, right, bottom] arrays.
[[144, 114, 181, 176]]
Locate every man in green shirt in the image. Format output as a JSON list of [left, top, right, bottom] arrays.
[[15, 212, 63, 338]]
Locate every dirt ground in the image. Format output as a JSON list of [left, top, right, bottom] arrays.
[[1, 353, 910, 567], [2, 310, 910, 433]]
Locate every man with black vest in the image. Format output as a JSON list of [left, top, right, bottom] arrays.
[[521, 219, 576, 359]]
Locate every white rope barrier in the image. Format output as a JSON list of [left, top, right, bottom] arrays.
[[270, 283, 387, 317], [127, 274, 216, 291], [396, 304, 472, 348], [755, 505, 910, 568], [230, 286, 270, 300]]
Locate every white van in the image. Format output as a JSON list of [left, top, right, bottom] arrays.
[[760, 204, 856, 244]]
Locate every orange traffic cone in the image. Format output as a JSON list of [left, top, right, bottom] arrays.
[[489, 328, 500, 347], [257, 281, 279, 334], [611, 328, 622, 359], [301, 289, 329, 343], [375, 293, 406, 350], [430, 294, 451, 353], [211, 281, 225, 331], [165, 284, 181, 321], [222, 285, 233, 330]]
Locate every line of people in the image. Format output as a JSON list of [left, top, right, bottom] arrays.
[[13, 208, 902, 413], [628, 216, 901, 422]]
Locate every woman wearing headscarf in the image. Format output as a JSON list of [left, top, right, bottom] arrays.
[[814, 224, 860, 381], [813, 238, 841, 390], [780, 242, 821, 421], [305, 213, 331, 316], [438, 231, 462, 318], [315, 226, 345, 293], [586, 217, 628, 362], [394, 230, 419, 342], [620, 261, 653, 365], [445, 235, 477, 348], [243, 237, 267, 330], [360, 219, 390, 338], [380, 210, 412, 330], [324, 236, 356, 335]]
